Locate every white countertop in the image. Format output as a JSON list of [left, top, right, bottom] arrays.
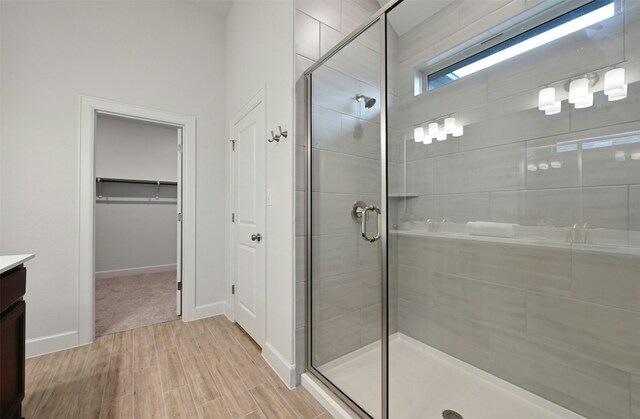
[[0, 254, 35, 275]]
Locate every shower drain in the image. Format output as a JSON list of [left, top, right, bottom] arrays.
[[442, 410, 464, 419]]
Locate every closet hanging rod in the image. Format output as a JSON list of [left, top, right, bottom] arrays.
[[95, 177, 177, 186]]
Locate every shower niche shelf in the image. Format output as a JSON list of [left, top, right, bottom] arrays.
[[388, 193, 419, 199]]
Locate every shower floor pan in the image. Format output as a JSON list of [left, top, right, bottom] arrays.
[[319, 333, 584, 419]]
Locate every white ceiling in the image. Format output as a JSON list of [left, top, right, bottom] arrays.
[[378, 0, 454, 36]]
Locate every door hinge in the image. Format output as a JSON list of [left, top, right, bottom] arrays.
[[231, 284, 235, 295], [177, 282, 182, 291], [178, 213, 183, 222], [230, 139, 236, 151], [231, 213, 235, 223]]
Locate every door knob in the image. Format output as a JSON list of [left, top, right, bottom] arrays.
[[251, 233, 262, 242]]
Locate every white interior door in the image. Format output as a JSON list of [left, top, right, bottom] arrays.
[[176, 127, 183, 316], [232, 99, 266, 346]]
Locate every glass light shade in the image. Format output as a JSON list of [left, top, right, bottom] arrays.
[[527, 163, 538, 172], [538, 161, 549, 170], [607, 84, 627, 101], [538, 87, 556, 111], [423, 136, 433, 145], [428, 122, 439, 137], [604, 68, 627, 100], [550, 160, 562, 169], [414, 126, 425, 142], [573, 92, 593, 109], [444, 117, 456, 134], [545, 101, 562, 115], [453, 125, 464, 137], [569, 78, 589, 104], [632, 150, 640, 161], [615, 150, 626, 161], [436, 131, 447, 141]]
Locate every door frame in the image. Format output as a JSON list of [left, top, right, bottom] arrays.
[[78, 95, 196, 345], [228, 87, 267, 335]]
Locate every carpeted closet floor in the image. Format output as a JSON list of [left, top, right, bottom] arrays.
[[95, 271, 178, 336]]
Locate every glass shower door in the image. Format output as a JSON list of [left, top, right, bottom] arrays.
[[307, 20, 385, 419]]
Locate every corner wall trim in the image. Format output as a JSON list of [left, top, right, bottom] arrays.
[[26, 330, 78, 358], [263, 342, 296, 389]]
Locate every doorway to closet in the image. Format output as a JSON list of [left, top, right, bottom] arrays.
[[94, 114, 182, 336]]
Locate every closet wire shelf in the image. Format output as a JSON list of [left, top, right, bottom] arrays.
[[96, 177, 178, 203]]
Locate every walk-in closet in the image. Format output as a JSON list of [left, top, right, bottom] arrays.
[[94, 114, 181, 336]]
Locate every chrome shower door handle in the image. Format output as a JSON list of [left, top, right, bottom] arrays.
[[361, 205, 382, 243]]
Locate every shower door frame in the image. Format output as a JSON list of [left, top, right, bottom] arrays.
[[304, 2, 399, 417]]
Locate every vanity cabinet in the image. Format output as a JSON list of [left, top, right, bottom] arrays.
[[0, 265, 27, 419]]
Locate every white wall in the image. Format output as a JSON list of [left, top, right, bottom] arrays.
[[95, 115, 178, 182], [0, 1, 227, 355], [225, 0, 296, 386], [95, 115, 178, 276]]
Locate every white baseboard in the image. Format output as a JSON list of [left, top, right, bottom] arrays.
[[301, 373, 359, 419], [189, 301, 229, 321], [262, 342, 296, 389], [95, 264, 176, 280], [26, 330, 78, 358]]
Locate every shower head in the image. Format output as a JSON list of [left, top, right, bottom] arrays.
[[356, 94, 376, 109]]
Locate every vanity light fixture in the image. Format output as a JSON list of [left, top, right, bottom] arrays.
[[604, 68, 627, 101], [569, 78, 593, 109], [538, 161, 550, 170], [527, 163, 538, 172], [538, 87, 562, 115], [428, 122, 439, 138], [615, 150, 626, 161], [453, 125, 464, 137], [444, 117, 456, 134], [631, 149, 640, 160], [436, 130, 447, 142], [414, 126, 425, 142], [550, 160, 562, 168]]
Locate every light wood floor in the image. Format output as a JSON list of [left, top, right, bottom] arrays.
[[24, 315, 330, 419]]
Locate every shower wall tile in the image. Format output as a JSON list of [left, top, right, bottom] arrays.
[[312, 192, 379, 235], [433, 143, 523, 195], [402, 130, 460, 161], [397, 264, 432, 301], [325, 36, 380, 88], [405, 195, 438, 220], [489, 191, 520, 224], [396, 1, 459, 63], [312, 233, 358, 278], [457, 0, 514, 29], [582, 186, 629, 230], [431, 271, 527, 339], [295, 145, 305, 191], [489, 334, 631, 419], [313, 270, 378, 322], [359, 303, 382, 346], [311, 105, 342, 151], [311, 149, 366, 194], [312, 310, 361, 365], [570, 81, 640, 133], [312, 66, 360, 116], [519, 187, 582, 227], [319, 23, 343, 59], [295, 237, 305, 281], [296, 191, 305, 235], [339, 114, 381, 159], [459, 240, 572, 296], [397, 235, 460, 275], [633, 375, 640, 419], [526, 292, 640, 375], [405, 158, 434, 195], [436, 192, 491, 223], [296, 0, 342, 31], [581, 135, 640, 188], [631, 186, 640, 232], [525, 138, 581, 190], [572, 248, 640, 312], [487, 14, 624, 101], [625, 0, 640, 61], [296, 10, 320, 60], [341, 0, 378, 51]]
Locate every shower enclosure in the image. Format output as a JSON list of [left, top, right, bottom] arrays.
[[305, 0, 640, 417]]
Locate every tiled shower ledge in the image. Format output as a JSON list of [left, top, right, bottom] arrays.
[[391, 228, 640, 257]]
